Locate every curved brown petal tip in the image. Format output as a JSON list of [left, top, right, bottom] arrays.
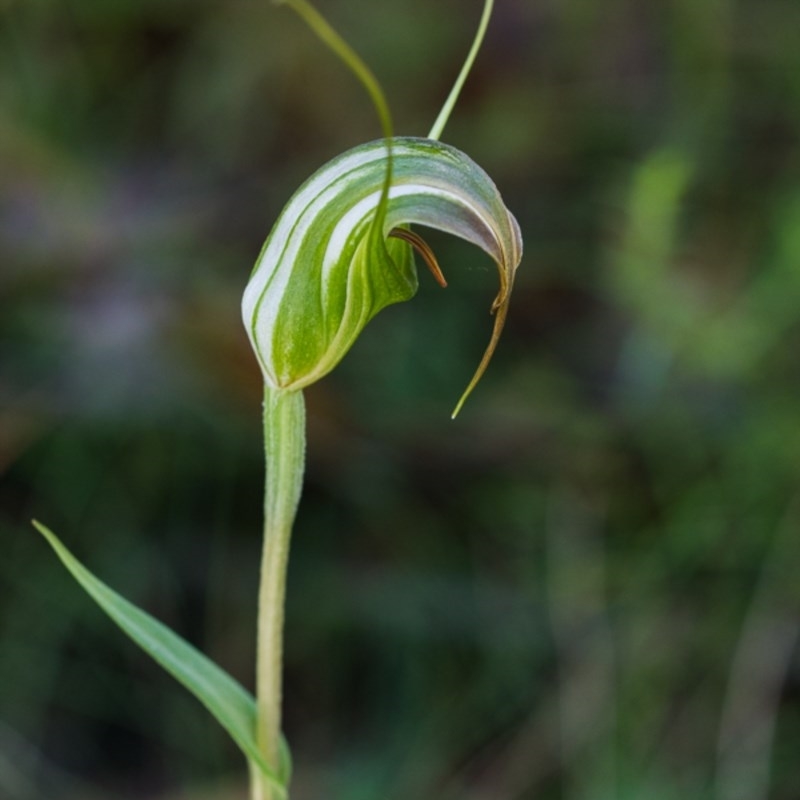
[[451, 213, 521, 419]]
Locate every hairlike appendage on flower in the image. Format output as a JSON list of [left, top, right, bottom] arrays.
[[242, 136, 522, 417]]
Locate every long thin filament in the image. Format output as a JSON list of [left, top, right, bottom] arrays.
[[275, 0, 393, 141], [275, 0, 395, 246], [427, 0, 494, 141]]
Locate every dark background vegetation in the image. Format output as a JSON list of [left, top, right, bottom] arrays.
[[2, 0, 800, 798]]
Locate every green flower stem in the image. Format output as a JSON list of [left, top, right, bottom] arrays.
[[254, 387, 306, 800]]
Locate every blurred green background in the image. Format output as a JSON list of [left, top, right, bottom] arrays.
[[2, 0, 800, 798]]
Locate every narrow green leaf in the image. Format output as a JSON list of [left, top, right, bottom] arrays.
[[32, 520, 289, 795]]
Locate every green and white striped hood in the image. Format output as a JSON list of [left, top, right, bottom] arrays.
[[242, 136, 522, 412]]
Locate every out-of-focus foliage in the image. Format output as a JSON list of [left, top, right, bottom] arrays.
[[1, 1, 799, 799]]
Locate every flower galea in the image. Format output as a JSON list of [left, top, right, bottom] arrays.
[[242, 136, 522, 416]]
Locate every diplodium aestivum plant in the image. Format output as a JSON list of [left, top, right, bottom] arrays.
[[34, 1, 522, 798]]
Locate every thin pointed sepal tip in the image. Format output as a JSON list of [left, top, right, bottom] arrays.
[[450, 386, 473, 420]]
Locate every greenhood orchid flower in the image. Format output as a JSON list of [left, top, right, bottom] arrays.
[[242, 0, 522, 418], [242, 136, 522, 415]]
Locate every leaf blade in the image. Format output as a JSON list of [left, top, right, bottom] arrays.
[[33, 520, 288, 795]]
